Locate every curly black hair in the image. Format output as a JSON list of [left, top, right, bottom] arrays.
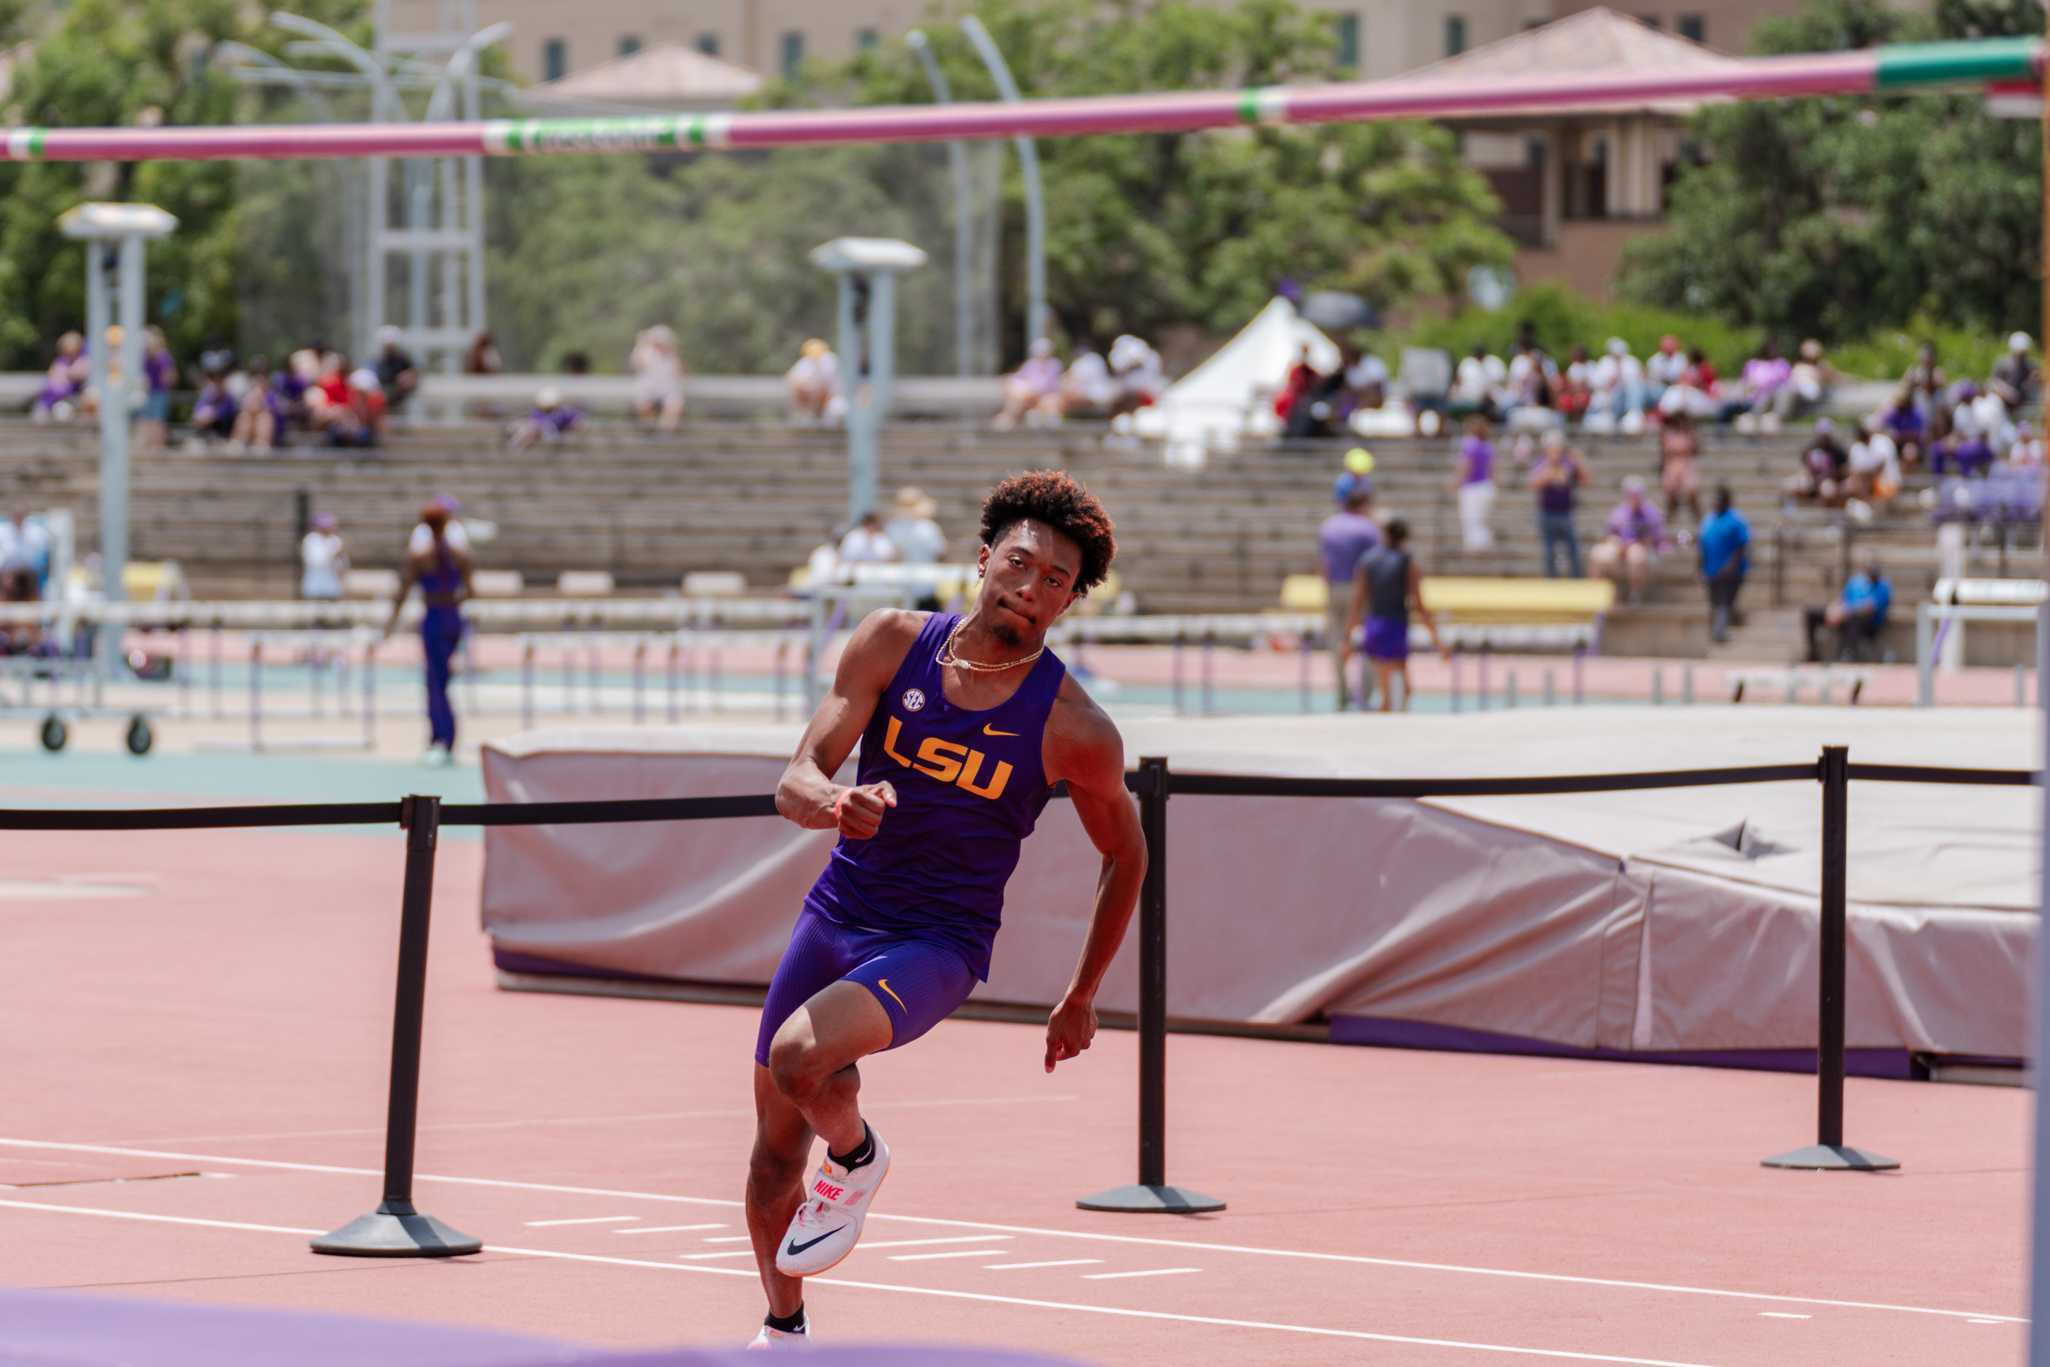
[[979, 469, 1116, 594]]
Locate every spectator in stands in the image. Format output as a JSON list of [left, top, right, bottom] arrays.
[[994, 338, 1066, 430], [322, 366, 386, 449], [1346, 518, 1449, 713], [189, 362, 237, 447], [837, 509, 896, 565], [31, 332, 87, 423], [1503, 340, 1558, 430], [300, 513, 348, 603], [1554, 344, 1593, 425], [1645, 334, 1688, 405], [1319, 485, 1382, 710], [383, 500, 471, 767], [1878, 388, 1926, 469], [1060, 342, 1118, 419], [630, 324, 687, 431], [884, 486, 946, 565], [1333, 446, 1375, 506], [786, 338, 843, 424], [1697, 484, 1751, 644], [1451, 415, 1498, 551], [374, 326, 420, 413], [1659, 411, 1704, 526], [1108, 334, 1165, 415], [1449, 343, 1506, 421], [278, 348, 320, 434], [507, 386, 583, 450], [1933, 424, 1996, 479], [1788, 418, 1850, 505], [1589, 476, 1669, 605], [2011, 421, 2045, 468], [1585, 337, 1647, 433], [1903, 341, 1947, 433], [230, 356, 282, 452], [464, 331, 502, 376], [136, 327, 175, 453], [1725, 339, 1791, 431], [0, 505, 51, 608], [1804, 559, 1891, 663], [1528, 429, 1588, 579], [1774, 339, 1836, 422], [1843, 426, 1902, 512], [1659, 346, 1721, 422], [1342, 343, 1390, 412], [1991, 332, 2038, 410]]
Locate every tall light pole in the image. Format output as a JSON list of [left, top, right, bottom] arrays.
[[907, 30, 974, 380], [960, 15, 1048, 357]]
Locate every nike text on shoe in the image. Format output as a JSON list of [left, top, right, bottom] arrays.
[[774, 1126, 892, 1276]]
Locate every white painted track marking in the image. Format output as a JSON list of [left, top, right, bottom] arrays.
[[701, 1235, 753, 1244], [525, 1215, 638, 1227], [889, 1249, 1013, 1262], [679, 1250, 756, 1260], [618, 1223, 725, 1235], [856, 1235, 1010, 1250], [985, 1259, 1105, 1271], [0, 1199, 1736, 1366], [1758, 1313, 1810, 1320], [0, 1138, 2024, 1326], [1084, 1268, 1202, 1281]]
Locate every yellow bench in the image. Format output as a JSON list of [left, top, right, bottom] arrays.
[[120, 560, 186, 601], [1419, 577, 1615, 625]]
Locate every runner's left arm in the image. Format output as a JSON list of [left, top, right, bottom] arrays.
[[1042, 680, 1147, 1073]]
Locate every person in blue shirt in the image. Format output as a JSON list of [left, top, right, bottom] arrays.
[[1804, 559, 1892, 662], [1696, 484, 1751, 645]]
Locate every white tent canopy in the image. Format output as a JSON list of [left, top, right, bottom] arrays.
[[1132, 296, 1338, 459]]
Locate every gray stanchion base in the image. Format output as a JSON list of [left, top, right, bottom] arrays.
[[1076, 1183, 1226, 1214], [1760, 1144, 1900, 1172], [311, 1202, 484, 1257]]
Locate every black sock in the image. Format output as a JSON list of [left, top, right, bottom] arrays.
[[828, 1122, 874, 1170], [764, 1305, 806, 1334]]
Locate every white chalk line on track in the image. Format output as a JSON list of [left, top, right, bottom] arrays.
[[0, 1136, 2025, 1327], [0, 1198, 1731, 1366]]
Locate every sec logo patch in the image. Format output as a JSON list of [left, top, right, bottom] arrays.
[[901, 688, 927, 712]]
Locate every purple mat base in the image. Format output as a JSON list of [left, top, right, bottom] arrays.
[[1329, 1015, 1930, 1080], [0, 1288, 1087, 1367]]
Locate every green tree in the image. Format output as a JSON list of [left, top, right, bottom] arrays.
[[0, 0, 365, 370], [1620, 0, 2042, 343]]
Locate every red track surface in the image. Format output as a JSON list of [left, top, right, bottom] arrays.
[[2, 828, 2031, 1364]]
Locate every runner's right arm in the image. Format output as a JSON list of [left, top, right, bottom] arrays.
[[776, 609, 922, 839]]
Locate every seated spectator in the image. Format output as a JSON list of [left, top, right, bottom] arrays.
[[1804, 559, 1891, 663], [1645, 334, 1688, 404], [1341, 344, 1390, 412], [322, 367, 387, 449], [1787, 418, 1850, 504], [1659, 412, 1704, 525], [1725, 339, 1791, 431], [277, 349, 320, 434], [995, 338, 1066, 429], [464, 331, 503, 376], [230, 356, 283, 451], [1843, 427, 1902, 511], [1448, 343, 1506, 421], [2010, 421, 2045, 468], [189, 365, 237, 446], [1554, 344, 1592, 424], [1902, 340, 1947, 432], [1968, 386, 2017, 459], [136, 327, 175, 452], [1584, 337, 1647, 432], [630, 324, 686, 431], [837, 509, 896, 564], [884, 485, 946, 566], [786, 338, 843, 424], [1658, 346, 1722, 422], [1108, 333, 1164, 415], [1932, 428, 1996, 479], [507, 386, 583, 450], [0, 504, 52, 605], [374, 326, 420, 413], [1059, 342, 1118, 418], [1877, 388, 1926, 468], [1774, 338, 1835, 421], [1697, 485, 1751, 644], [1503, 341, 1559, 430], [1589, 476, 1670, 604], [31, 331, 87, 423], [1990, 331, 2037, 410]]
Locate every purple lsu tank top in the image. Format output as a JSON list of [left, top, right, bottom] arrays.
[[804, 612, 1067, 980]]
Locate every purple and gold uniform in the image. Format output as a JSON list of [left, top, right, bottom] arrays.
[[754, 612, 1067, 1064]]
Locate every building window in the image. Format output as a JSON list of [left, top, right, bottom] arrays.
[[1678, 13, 1705, 42], [695, 32, 721, 57], [856, 27, 880, 52], [1334, 14, 1360, 71], [780, 30, 805, 78], [542, 37, 567, 81], [618, 34, 641, 57], [1443, 15, 1466, 56]]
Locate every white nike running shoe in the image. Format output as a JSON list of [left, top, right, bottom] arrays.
[[746, 1321, 810, 1350], [774, 1125, 892, 1276]]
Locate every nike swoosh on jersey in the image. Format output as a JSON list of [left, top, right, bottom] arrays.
[[786, 1228, 844, 1256], [982, 724, 1020, 737]]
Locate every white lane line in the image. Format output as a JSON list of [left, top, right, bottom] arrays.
[[0, 1138, 2022, 1326], [1758, 1313, 1810, 1320], [524, 1215, 639, 1228], [889, 1249, 1010, 1262], [1085, 1267, 1202, 1281], [0, 1200, 1762, 1365], [857, 1235, 1011, 1251], [1969, 1318, 2009, 1325], [617, 1223, 725, 1236], [985, 1259, 1105, 1271], [701, 1235, 754, 1244], [679, 1250, 757, 1260]]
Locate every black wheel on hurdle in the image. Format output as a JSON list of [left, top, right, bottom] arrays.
[[125, 715, 154, 756], [38, 714, 68, 753]]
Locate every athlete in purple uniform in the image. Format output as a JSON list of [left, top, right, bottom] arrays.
[[743, 471, 1144, 1349]]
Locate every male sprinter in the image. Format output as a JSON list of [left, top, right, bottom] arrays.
[[745, 471, 1143, 1349]]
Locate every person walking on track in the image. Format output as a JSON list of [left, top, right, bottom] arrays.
[[745, 470, 1144, 1349], [382, 500, 471, 766]]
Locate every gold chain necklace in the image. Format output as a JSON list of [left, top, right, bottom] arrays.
[[936, 614, 1044, 674]]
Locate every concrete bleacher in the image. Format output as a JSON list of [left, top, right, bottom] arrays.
[[0, 418, 2033, 664]]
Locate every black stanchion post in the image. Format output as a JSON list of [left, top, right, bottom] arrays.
[[1078, 757, 1224, 1214], [1763, 746, 1898, 1172], [313, 795, 485, 1255]]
